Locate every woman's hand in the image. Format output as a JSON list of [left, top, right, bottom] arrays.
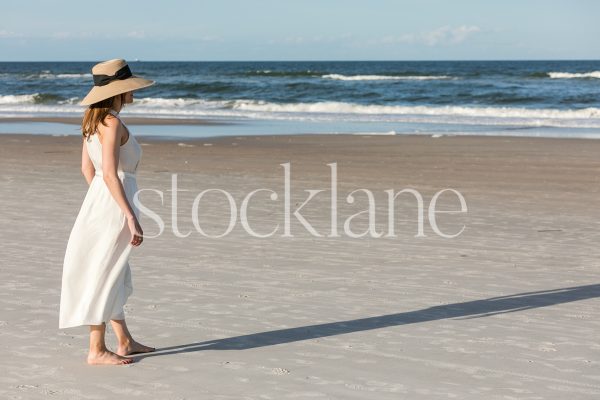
[[127, 216, 144, 246]]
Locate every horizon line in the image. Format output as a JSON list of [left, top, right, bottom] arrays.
[[0, 58, 599, 63]]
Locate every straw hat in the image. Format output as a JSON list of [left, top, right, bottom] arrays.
[[80, 59, 154, 106]]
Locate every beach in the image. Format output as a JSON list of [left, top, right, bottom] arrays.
[[1, 131, 600, 399]]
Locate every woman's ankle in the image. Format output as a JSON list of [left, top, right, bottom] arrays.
[[88, 346, 108, 355], [118, 337, 133, 347]]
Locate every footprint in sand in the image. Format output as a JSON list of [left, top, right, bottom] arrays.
[[270, 367, 291, 375]]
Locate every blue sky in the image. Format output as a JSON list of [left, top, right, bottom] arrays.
[[1, 0, 598, 61]]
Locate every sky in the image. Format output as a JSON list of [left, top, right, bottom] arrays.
[[1, 0, 599, 61]]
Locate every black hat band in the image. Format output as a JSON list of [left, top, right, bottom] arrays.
[[93, 65, 133, 87]]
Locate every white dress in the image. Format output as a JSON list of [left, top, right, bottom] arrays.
[[59, 109, 142, 329]]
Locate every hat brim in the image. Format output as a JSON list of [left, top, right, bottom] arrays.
[[80, 76, 155, 106]]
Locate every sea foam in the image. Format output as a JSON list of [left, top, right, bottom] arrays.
[[0, 94, 39, 104], [229, 99, 600, 119], [2, 95, 600, 128], [548, 71, 600, 79]]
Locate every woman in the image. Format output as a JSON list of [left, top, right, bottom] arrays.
[[59, 59, 155, 365]]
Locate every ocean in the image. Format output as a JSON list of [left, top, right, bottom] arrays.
[[1, 60, 599, 138]]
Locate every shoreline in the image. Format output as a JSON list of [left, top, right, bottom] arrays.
[[1, 130, 600, 143], [0, 116, 233, 126], [1, 117, 600, 141]]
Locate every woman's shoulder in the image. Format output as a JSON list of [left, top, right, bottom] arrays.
[[103, 113, 121, 126], [97, 113, 129, 145], [98, 113, 123, 134]]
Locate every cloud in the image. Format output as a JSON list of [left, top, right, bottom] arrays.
[[127, 31, 146, 39], [195, 35, 223, 42], [24, 31, 97, 40], [424, 25, 480, 45], [51, 32, 73, 39], [376, 25, 481, 47], [0, 30, 23, 38], [267, 33, 353, 46]]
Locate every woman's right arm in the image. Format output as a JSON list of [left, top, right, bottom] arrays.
[[98, 116, 144, 246]]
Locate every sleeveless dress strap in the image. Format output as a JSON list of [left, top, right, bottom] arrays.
[[108, 109, 121, 120], [110, 109, 132, 147]]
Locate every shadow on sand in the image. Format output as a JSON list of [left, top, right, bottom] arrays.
[[132, 283, 599, 360]]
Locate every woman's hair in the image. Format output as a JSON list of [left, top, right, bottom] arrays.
[[81, 93, 127, 138]]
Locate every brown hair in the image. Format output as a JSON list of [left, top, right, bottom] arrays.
[[81, 93, 127, 138]]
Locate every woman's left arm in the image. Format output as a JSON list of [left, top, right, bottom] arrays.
[[81, 136, 95, 185]]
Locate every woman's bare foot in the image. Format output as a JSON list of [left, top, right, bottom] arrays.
[[117, 340, 156, 356], [87, 349, 134, 365]]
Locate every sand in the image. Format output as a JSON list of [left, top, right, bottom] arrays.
[[1, 132, 600, 399]]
